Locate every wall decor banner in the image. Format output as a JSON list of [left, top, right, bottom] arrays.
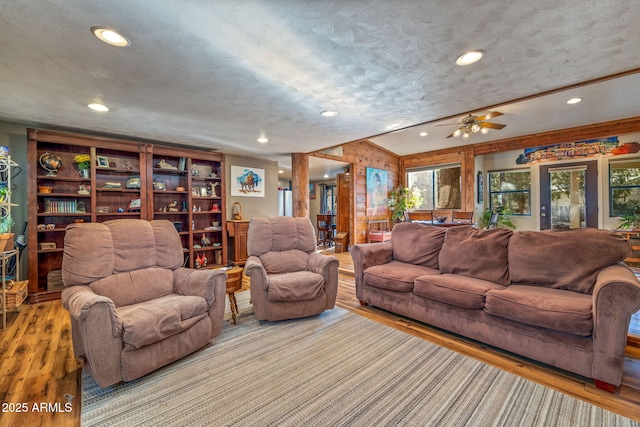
[[231, 166, 265, 197], [366, 167, 388, 216], [515, 137, 639, 164]]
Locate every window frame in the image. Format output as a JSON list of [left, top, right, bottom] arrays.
[[487, 168, 532, 216], [609, 159, 640, 217], [406, 163, 461, 210]]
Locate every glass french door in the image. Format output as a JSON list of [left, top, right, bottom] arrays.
[[539, 161, 598, 229]]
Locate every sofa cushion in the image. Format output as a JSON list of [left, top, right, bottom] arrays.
[[267, 271, 325, 302], [90, 267, 174, 307], [484, 285, 593, 336], [260, 249, 308, 274], [118, 294, 209, 350], [391, 223, 446, 268], [365, 260, 439, 292], [438, 226, 513, 286], [509, 228, 629, 294], [248, 217, 316, 256], [414, 273, 506, 310]]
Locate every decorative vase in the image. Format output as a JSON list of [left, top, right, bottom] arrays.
[[79, 169, 90, 179]]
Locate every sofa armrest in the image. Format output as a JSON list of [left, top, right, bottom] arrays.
[[61, 285, 124, 387], [350, 242, 393, 301], [173, 267, 227, 338], [62, 285, 122, 334], [308, 252, 339, 308], [592, 263, 640, 386], [245, 255, 269, 320]]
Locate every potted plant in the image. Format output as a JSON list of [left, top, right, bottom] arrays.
[[74, 153, 91, 178], [388, 186, 422, 223], [0, 215, 15, 251], [618, 199, 640, 230], [477, 208, 516, 229]]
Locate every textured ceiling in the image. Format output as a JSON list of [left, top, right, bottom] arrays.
[[1, 0, 639, 177]]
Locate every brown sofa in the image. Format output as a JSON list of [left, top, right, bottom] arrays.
[[61, 219, 227, 388], [352, 223, 640, 392]]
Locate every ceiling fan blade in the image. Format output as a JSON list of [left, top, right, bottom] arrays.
[[435, 122, 459, 127], [445, 129, 459, 138], [478, 122, 506, 130], [475, 111, 503, 121]]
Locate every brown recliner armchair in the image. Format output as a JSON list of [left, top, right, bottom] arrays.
[[61, 219, 227, 388], [245, 216, 339, 321]]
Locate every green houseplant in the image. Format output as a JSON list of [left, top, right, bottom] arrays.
[[388, 186, 422, 223], [0, 214, 15, 251], [477, 208, 516, 229], [618, 199, 640, 230]]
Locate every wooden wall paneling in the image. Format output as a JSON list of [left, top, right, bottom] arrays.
[[310, 139, 401, 245]]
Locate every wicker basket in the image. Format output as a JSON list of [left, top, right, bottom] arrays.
[[5, 280, 28, 310]]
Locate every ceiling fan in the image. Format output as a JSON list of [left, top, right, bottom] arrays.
[[437, 111, 506, 139]]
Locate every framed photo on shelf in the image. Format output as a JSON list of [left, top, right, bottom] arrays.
[[96, 206, 111, 213], [96, 155, 110, 168], [199, 187, 209, 197], [128, 198, 141, 212]]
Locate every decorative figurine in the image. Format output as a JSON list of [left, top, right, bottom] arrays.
[[167, 201, 179, 212], [200, 233, 210, 247], [157, 159, 177, 170]]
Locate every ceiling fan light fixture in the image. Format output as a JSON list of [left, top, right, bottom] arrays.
[[452, 129, 462, 138], [462, 131, 470, 139], [91, 26, 130, 47], [471, 123, 480, 133], [566, 97, 583, 104], [455, 50, 484, 66], [480, 127, 489, 135]]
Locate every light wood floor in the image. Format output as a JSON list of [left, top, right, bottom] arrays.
[[2, 253, 640, 426]]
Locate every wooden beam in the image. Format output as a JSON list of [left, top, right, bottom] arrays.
[[473, 116, 640, 156], [291, 153, 309, 218]]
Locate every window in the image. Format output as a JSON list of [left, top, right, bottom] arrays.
[[488, 169, 531, 215], [610, 160, 640, 216], [407, 164, 461, 209]]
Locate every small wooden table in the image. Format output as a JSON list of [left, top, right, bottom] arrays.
[[221, 266, 244, 324]]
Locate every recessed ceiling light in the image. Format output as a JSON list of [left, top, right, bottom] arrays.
[[323, 174, 329, 178], [455, 50, 484, 66], [88, 103, 109, 112], [321, 110, 338, 117], [278, 170, 284, 174], [257, 136, 269, 143], [419, 131, 428, 137], [566, 97, 583, 104], [91, 26, 130, 47]]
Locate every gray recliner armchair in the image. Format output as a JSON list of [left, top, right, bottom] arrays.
[[61, 219, 227, 388], [244, 216, 339, 321]]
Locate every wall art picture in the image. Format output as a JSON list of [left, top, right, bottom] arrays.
[[366, 167, 388, 216], [309, 183, 316, 199], [230, 165, 264, 197], [515, 136, 639, 164]]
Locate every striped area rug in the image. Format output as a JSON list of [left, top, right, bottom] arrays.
[[82, 292, 638, 427]]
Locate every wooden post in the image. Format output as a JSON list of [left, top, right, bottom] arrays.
[[291, 153, 309, 218]]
